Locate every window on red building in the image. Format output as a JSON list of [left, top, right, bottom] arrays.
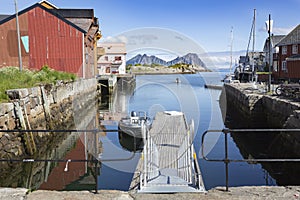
[[282, 61, 287, 72], [282, 46, 287, 55], [292, 44, 298, 54]]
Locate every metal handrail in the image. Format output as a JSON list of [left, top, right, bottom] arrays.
[[0, 128, 141, 193], [0, 128, 138, 162], [201, 128, 300, 191]]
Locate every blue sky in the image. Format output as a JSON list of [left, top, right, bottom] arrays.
[[1, 0, 299, 54]]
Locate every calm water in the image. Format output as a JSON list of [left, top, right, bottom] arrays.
[[97, 72, 276, 190], [3, 71, 296, 191]]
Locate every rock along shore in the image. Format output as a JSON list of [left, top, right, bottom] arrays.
[[1, 186, 300, 200]]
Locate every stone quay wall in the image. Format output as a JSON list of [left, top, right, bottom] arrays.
[[223, 83, 300, 129], [0, 78, 98, 158]]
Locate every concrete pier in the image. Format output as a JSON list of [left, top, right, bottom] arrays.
[[223, 83, 300, 128]]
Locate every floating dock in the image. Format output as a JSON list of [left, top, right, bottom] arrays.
[[204, 84, 223, 90], [130, 111, 205, 193]]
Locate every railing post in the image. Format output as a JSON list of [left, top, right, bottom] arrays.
[[224, 129, 229, 192], [93, 158, 98, 194], [142, 121, 147, 186]]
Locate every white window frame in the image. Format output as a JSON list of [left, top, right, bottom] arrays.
[[292, 44, 298, 54], [282, 46, 287, 55], [273, 61, 278, 72], [282, 61, 287, 72]]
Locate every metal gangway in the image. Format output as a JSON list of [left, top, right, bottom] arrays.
[[132, 111, 205, 193]]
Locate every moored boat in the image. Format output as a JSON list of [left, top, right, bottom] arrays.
[[118, 111, 151, 138]]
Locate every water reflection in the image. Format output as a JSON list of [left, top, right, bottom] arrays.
[[118, 131, 144, 152], [96, 78, 140, 191], [39, 134, 100, 191], [225, 102, 300, 186], [0, 130, 102, 191], [99, 76, 136, 121], [0, 87, 103, 191]]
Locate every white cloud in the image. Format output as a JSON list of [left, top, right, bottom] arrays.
[[100, 35, 128, 43], [201, 51, 246, 69], [259, 25, 295, 35], [272, 27, 295, 35]]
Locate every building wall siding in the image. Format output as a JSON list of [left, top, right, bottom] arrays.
[[0, 6, 84, 77], [276, 44, 300, 81], [0, 13, 29, 68], [28, 7, 84, 76]]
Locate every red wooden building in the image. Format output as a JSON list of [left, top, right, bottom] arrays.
[[0, 1, 101, 78], [273, 24, 300, 82]]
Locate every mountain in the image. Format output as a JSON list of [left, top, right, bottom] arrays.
[[126, 54, 167, 66], [126, 53, 206, 69], [167, 53, 205, 67]]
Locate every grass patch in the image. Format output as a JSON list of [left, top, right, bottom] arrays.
[[0, 66, 76, 103]]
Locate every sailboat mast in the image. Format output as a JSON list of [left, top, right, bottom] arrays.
[[230, 27, 233, 74], [251, 9, 256, 82]]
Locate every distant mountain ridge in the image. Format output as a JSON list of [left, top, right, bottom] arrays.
[[127, 53, 206, 69]]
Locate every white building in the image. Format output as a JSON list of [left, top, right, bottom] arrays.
[[97, 43, 126, 75], [263, 35, 285, 68]]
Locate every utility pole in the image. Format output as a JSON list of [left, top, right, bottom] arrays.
[[15, 0, 22, 71]]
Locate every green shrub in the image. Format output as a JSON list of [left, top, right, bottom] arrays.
[[0, 66, 77, 102]]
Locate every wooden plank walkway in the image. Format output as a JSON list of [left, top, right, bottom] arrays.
[[129, 111, 205, 193], [150, 111, 187, 170]]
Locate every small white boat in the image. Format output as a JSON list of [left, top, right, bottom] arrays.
[[118, 111, 151, 138]]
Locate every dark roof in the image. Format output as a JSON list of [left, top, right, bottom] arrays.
[[0, 15, 11, 22], [0, 3, 87, 34], [263, 35, 286, 51], [271, 35, 286, 45], [53, 9, 94, 19], [51, 9, 95, 32]]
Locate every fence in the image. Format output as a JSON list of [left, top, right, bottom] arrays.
[[0, 128, 141, 193], [201, 128, 300, 191]]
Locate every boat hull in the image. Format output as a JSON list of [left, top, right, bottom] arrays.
[[119, 121, 144, 138]]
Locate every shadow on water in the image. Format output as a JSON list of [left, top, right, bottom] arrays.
[[225, 101, 300, 186], [118, 131, 144, 152]]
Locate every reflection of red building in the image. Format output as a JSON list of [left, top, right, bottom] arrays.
[[39, 91, 101, 190], [39, 136, 87, 190]]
